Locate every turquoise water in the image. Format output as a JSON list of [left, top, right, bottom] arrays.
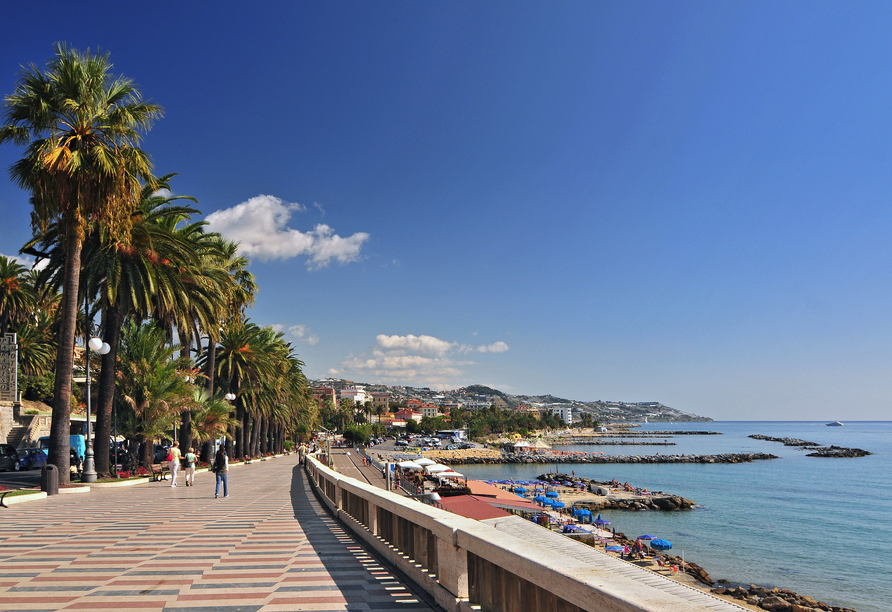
[[454, 422, 892, 612]]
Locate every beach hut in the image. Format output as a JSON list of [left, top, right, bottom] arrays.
[[531, 439, 552, 450]]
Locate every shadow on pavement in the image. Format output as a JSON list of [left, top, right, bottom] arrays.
[[290, 464, 442, 611]]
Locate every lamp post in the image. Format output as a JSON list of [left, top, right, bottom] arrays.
[[83, 335, 110, 483]]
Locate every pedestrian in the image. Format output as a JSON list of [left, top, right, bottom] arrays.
[[183, 447, 196, 486], [169, 442, 181, 487], [298, 442, 308, 465], [213, 447, 229, 498]]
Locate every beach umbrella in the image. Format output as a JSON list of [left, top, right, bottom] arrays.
[[415, 458, 436, 466], [534, 495, 548, 503], [605, 546, 623, 552], [650, 539, 672, 550], [552, 502, 566, 509], [594, 518, 610, 525], [546, 491, 559, 499], [637, 535, 657, 540], [514, 487, 527, 493], [397, 461, 422, 470]]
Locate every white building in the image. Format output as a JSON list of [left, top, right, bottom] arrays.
[[549, 405, 574, 424], [340, 386, 367, 405]]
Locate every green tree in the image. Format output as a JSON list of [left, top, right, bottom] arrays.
[[116, 320, 192, 467], [1, 44, 161, 483], [0, 255, 34, 334]]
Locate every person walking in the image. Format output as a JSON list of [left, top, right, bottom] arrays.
[[298, 442, 308, 465], [169, 442, 181, 487], [183, 447, 196, 486], [213, 447, 229, 498]]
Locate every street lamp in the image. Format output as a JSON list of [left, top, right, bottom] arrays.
[[82, 336, 110, 483]]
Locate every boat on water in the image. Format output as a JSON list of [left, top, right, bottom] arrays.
[[826, 421, 844, 426]]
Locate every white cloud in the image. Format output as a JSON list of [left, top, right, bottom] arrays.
[[270, 324, 285, 333], [478, 341, 509, 353], [289, 324, 320, 346], [337, 333, 509, 388], [205, 195, 369, 268], [376, 334, 454, 357], [1, 252, 48, 271]]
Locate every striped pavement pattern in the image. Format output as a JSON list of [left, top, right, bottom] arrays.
[[0, 456, 438, 612]]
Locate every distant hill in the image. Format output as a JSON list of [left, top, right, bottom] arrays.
[[308, 378, 713, 422]]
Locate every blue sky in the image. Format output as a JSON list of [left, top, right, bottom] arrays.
[[2, 2, 892, 420]]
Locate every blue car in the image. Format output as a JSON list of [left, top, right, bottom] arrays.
[[19, 448, 48, 471]]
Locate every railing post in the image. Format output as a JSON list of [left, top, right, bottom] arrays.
[[436, 533, 469, 599], [368, 500, 378, 534], [335, 480, 343, 510]]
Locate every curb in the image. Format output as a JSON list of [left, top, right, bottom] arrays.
[[1, 491, 47, 505]]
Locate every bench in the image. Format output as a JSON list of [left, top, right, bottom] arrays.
[[150, 461, 170, 481]]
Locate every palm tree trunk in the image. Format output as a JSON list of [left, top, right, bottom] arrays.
[[259, 415, 268, 455], [205, 338, 216, 391], [178, 329, 193, 452], [235, 402, 246, 459], [49, 223, 81, 486], [94, 301, 123, 477], [200, 338, 216, 462], [249, 413, 260, 457]]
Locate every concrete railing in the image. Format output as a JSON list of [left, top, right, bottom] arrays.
[[305, 455, 719, 612]]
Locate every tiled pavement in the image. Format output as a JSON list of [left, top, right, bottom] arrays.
[[0, 456, 439, 611]]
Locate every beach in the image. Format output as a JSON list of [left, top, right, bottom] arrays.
[[407, 422, 890, 612]]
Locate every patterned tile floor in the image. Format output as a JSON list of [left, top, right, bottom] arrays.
[[0, 456, 439, 611]]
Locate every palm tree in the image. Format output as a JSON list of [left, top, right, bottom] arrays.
[[1, 44, 162, 483], [116, 320, 192, 467], [189, 387, 237, 451], [0, 255, 35, 335], [24, 175, 203, 476]]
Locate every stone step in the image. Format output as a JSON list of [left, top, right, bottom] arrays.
[[7, 424, 29, 448]]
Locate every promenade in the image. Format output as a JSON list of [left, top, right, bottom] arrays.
[[0, 455, 438, 611]]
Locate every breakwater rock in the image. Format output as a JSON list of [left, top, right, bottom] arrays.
[[750, 435, 871, 458], [584, 494, 694, 511], [749, 434, 819, 446], [711, 584, 856, 612], [440, 451, 778, 465], [806, 445, 871, 458]]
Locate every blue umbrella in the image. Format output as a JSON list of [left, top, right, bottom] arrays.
[[637, 535, 657, 540], [514, 487, 526, 493], [546, 491, 559, 499], [534, 495, 548, 503], [552, 502, 566, 509], [650, 539, 672, 550], [605, 546, 623, 552]]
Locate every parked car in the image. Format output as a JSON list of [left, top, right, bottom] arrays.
[[0, 444, 21, 472], [459, 442, 473, 449], [395, 440, 409, 447], [18, 448, 48, 471], [153, 444, 171, 463]]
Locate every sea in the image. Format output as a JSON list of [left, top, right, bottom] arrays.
[[452, 421, 892, 612]]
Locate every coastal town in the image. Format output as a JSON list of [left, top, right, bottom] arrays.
[[309, 378, 714, 429]]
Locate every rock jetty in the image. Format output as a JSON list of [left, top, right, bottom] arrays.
[[750, 434, 871, 458], [711, 584, 857, 612], [749, 434, 819, 446], [439, 451, 778, 465], [805, 446, 871, 458]]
